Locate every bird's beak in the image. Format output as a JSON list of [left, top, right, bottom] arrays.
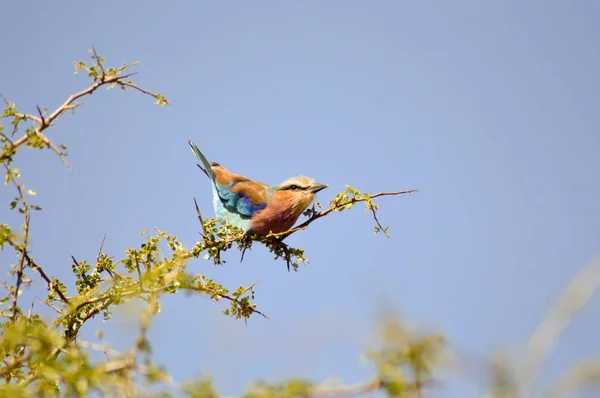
[[309, 183, 328, 193]]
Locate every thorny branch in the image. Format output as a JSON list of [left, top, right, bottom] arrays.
[[3, 172, 71, 312], [61, 272, 267, 335], [277, 189, 418, 240], [26, 251, 71, 306], [1, 46, 167, 320], [265, 189, 417, 271], [4, 165, 31, 321], [0, 45, 168, 168], [0, 47, 175, 392]]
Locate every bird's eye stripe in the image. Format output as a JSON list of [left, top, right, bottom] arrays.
[[287, 184, 309, 190], [281, 183, 314, 191]]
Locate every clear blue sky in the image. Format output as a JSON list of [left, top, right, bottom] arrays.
[[2, 1, 599, 396]]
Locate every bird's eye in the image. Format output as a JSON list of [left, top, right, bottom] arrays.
[[288, 185, 299, 190]]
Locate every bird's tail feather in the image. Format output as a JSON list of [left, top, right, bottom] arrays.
[[188, 140, 216, 181]]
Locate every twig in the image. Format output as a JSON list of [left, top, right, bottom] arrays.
[[72, 255, 90, 286], [35, 105, 46, 126], [38, 133, 71, 170], [193, 197, 207, 237], [5, 165, 31, 320], [0, 130, 14, 145], [97, 234, 107, 262], [90, 46, 106, 75], [265, 237, 294, 271], [36, 296, 62, 314], [0, 49, 168, 166], [275, 189, 418, 241], [240, 244, 250, 263], [90, 233, 108, 278], [203, 279, 268, 319], [63, 276, 268, 333], [234, 280, 259, 298], [23, 251, 71, 306], [117, 79, 164, 100]]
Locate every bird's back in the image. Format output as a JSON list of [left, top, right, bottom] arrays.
[[210, 165, 274, 230], [189, 140, 274, 230]]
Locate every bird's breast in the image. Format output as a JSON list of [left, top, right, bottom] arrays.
[[249, 196, 307, 235]]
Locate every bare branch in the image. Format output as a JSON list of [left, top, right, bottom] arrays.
[[37, 296, 63, 314], [90, 233, 108, 278], [370, 206, 386, 233], [116, 80, 168, 104], [193, 197, 207, 237], [97, 234, 107, 262], [28, 252, 71, 306]]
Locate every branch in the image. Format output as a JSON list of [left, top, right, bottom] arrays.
[[63, 274, 267, 336], [4, 165, 31, 321], [0, 46, 168, 167], [90, 233, 108, 278], [274, 189, 418, 241], [116, 79, 167, 102], [191, 189, 417, 272], [26, 252, 71, 306], [219, 280, 268, 320], [193, 197, 208, 237], [0, 351, 32, 379], [5, 233, 71, 308]]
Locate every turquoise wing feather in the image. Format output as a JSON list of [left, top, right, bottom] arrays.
[[189, 140, 269, 228]]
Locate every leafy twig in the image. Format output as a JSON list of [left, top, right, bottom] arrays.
[[5, 166, 31, 320], [0, 46, 168, 167], [274, 189, 418, 241]]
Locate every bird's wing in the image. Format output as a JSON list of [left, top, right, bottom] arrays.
[[188, 139, 270, 218], [213, 168, 270, 218]]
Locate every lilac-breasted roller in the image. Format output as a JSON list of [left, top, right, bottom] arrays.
[[189, 140, 328, 235]]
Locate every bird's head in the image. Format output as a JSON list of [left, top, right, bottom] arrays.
[[274, 176, 328, 214]]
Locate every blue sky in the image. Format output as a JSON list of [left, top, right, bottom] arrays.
[[2, 1, 599, 396]]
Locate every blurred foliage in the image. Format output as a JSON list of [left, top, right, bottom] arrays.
[[0, 48, 598, 397]]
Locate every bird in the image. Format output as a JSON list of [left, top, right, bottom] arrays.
[[188, 140, 328, 236]]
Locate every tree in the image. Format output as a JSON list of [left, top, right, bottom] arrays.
[[1, 49, 598, 397]]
